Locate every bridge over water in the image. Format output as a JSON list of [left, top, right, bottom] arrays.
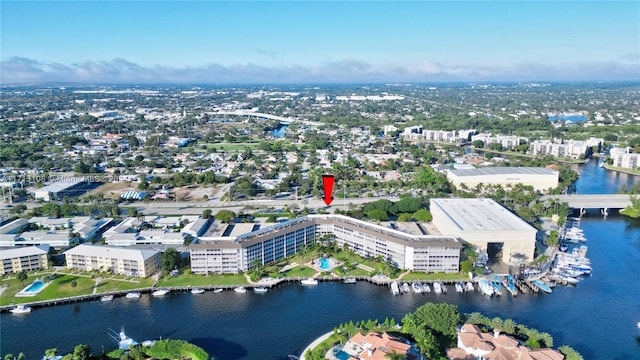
[[210, 110, 319, 126], [540, 194, 633, 216]]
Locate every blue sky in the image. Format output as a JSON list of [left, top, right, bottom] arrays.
[[1, 1, 639, 83]]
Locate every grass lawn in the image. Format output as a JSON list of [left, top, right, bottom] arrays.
[[198, 142, 260, 152], [94, 278, 155, 294], [342, 268, 371, 277], [282, 266, 317, 278], [401, 272, 467, 281], [1, 273, 95, 306], [157, 273, 248, 287]]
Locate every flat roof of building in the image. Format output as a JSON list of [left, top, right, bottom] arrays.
[[0, 245, 49, 260], [64, 244, 159, 261], [35, 180, 84, 193], [448, 166, 558, 177], [431, 198, 536, 232]]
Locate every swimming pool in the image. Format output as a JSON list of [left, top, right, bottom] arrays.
[[319, 258, 331, 270], [334, 350, 351, 360], [16, 279, 47, 297]]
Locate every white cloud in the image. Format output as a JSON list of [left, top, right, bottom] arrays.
[[1, 56, 638, 84]]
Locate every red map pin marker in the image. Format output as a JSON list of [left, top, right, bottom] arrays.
[[322, 175, 335, 206]]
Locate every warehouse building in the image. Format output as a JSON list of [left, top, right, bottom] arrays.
[[430, 198, 537, 264], [446, 167, 559, 192]]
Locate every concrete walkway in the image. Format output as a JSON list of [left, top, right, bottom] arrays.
[[299, 331, 334, 360]]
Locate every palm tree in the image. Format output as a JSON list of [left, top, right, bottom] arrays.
[[385, 350, 407, 360]]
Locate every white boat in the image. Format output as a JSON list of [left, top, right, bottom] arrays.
[[422, 283, 431, 293], [254, 287, 268, 293], [125, 292, 141, 299], [10, 305, 31, 314], [465, 282, 474, 292], [343, 278, 356, 284], [411, 283, 422, 293], [401, 283, 410, 293], [213, 288, 224, 294], [234, 287, 247, 293], [101, 294, 114, 302], [433, 282, 442, 294], [191, 288, 205, 294], [599, 161, 605, 168], [300, 278, 318, 286], [478, 279, 494, 296], [441, 283, 448, 293], [390, 282, 400, 295], [455, 282, 464, 293], [152, 289, 170, 296]]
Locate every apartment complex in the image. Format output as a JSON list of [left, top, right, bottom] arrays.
[[471, 133, 528, 149], [189, 215, 462, 275], [64, 244, 161, 277], [529, 138, 602, 159], [0, 217, 112, 248], [611, 152, 639, 169], [0, 245, 49, 275]]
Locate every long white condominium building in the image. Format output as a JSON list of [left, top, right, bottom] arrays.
[[64, 244, 161, 278], [189, 214, 461, 275]]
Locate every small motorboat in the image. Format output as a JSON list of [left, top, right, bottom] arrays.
[[455, 282, 464, 293], [213, 288, 224, 294], [412, 283, 422, 293], [234, 287, 247, 293], [254, 287, 268, 293], [191, 288, 205, 294], [343, 278, 356, 284], [422, 283, 431, 293], [300, 278, 318, 286], [10, 305, 31, 314], [101, 294, 114, 302], [152, 289, 170, 296], [126, 292, 141, 299]]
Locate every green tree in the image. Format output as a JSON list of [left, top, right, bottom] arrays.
[[413, 209, 432, 221], [558, 345, 584, 360], [70, 280, 77, 294], [72, 344, 91, 360], [44, 348, 58, 360], [214, 210, 236, 223], [162, 248, 181, 272], [16, 270, 28, 286], [202, 209, 212, 219], [385, 350, 407, 360]]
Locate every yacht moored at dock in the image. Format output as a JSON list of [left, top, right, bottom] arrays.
[[152, 289, 170, 297], [412, 283, 423, 293], [10, 305, 31, 314], [300, 278, 319, 286], [455, 282, 464, 293], [478, 279, 494, 296], [343, 278, 356, 284], [125, 292, 141, 299], [433, 282, 443, 294], [191, 288, 205, 294], [254, 287, 269, 293], [101, 294, 114, 302], [234, 287, 247, 293], [390, 281, 400, 296], [532, 280, 552, 294], [422, 283, 431, 293]]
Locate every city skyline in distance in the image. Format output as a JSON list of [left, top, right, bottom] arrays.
[[1, 1, 639, 84]]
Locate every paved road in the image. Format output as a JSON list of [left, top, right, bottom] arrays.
[[130, 196, 399, 215]]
